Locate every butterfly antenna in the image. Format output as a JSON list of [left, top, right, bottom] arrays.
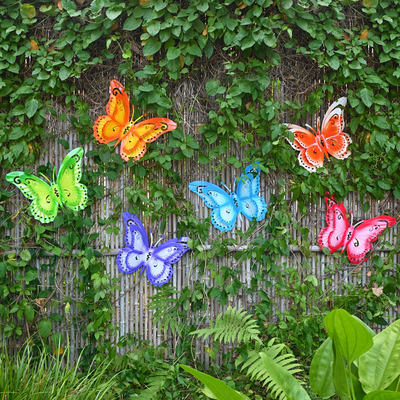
[[350, 211, 354, 227], [150, 230, 153, 248], [39, 172, 52, 185], [53, 167, 56, 183], [154, 235, 166, 247], [305, 123, 318, 135], [220, 181, 231, 192], [317, 116, 321, 133]]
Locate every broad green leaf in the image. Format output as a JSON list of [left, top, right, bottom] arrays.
[[20, 249, 31, 261], [362, 0, 378, 8], [143, 37, 161, 56], [20, 4, 36, 19], [167, 46, 180, 60], [147, 20, 161, 36], [25, 98, 39, 118], [38, 320, 52, 338], [258, 352, 311, 400], [324, 309, 373, 363], [123, 15, 141, 31], [106, 7, 122, 20], [24, 305, 34, 322], [360, 88, 373, 108], [363, 391, 400, 400], [309, 338, 335, 398], [59, 67, 70, 81], [180, 364, 248, 400], [280, 0, 293, 9], [332, 339, 351, 398], [205, 79, 225, 96], [359, 320, 400, 392]]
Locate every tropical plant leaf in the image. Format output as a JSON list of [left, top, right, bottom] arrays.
[[324, 309, 373, 363], [309, 338, 335, 398], [363, 390, 400, 400], [359, 320, 400, 392], [180, 364, 249, 400]]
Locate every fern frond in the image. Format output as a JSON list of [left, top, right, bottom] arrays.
[[136, 363, 171, 400], [236, 343, 310, 400], [191, 306, 262, 345]]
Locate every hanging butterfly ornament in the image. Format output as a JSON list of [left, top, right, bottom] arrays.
[[318, 193, 396, 264], [93, 80, 177, 161], [285, 97, 352, 172], [189, 163, 267, 232], [117, 212, 190, 286], [6, 147, 88, 224]]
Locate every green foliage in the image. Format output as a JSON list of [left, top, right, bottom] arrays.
[[237, 340, 309, 400], [191, 306, 262, 345], [310, 309, 400, 400], [0, 343, 120, 399], [180, 364, 249, 400]]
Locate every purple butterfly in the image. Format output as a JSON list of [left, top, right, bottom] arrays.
[[116, 212, 190, 286]]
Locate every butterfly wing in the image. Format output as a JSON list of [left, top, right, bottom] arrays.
[[5, 172, 58, 223], [120, 118, 177, 161], [236, 163, 267, 221], [57, 147, 88, 211], [320, 97, 352, 160], [116, 212, 149, 274], [93, 79, 130, 144], [346, 216, 396, 264], [189, 181, 238, 232], [318, 194, 349, 253], [146, 237, 189, 286], [285, 124, 324, 172]]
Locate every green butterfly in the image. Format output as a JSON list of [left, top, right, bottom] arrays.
[[6, 147, 88, 224]]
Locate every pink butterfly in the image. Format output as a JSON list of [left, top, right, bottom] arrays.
[[318, 193, 396, 264]]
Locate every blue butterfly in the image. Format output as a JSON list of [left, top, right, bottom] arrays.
[[189, 163, 267, 232], [117, 212, 190, 286]]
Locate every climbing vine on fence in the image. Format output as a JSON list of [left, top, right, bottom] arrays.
[[0, 0, 399, 375]]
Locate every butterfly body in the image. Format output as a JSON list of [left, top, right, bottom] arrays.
[[6, 148, 88, 224], [318, 193, 396, 264], [94, 80, 177, 161], [117, 212, 189, 286], [189, 164, 267, 232], [286, 97, 351, 172]]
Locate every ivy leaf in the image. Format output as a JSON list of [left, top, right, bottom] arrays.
[[206, 79, 225, 96], [20, 249, 31, 261], [38, 320, 52, 338], [143, 37, 161, 56], [59, 67, 70, 81], [167, 47, 181, 60], [20, 4, 36, 19], [147, 20, 161, 36], [105, 7, 122, 20], [123, 16, 141, 31], [25, 98, 39, 118], [360, 88, 373, 108], [24, 305, 34, 322], [280, 0, 293, 9]]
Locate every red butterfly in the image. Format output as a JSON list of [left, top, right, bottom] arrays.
[[285, 98, 352, 172], [318, 193, 396, 264], [93, 80, 177, 161]]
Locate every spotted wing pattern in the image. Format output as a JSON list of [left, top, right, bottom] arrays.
[[189, 181, 238, 232], [5, 172, 58, 223], [236, 163, 267, 221], [117, 212, 189, 286], [57, 147, 88, 211], [347, 217, 396, 264]]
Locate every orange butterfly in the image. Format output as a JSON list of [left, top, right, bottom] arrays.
[[93, 80, 177, 161], [285, 97, 352, 172]]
